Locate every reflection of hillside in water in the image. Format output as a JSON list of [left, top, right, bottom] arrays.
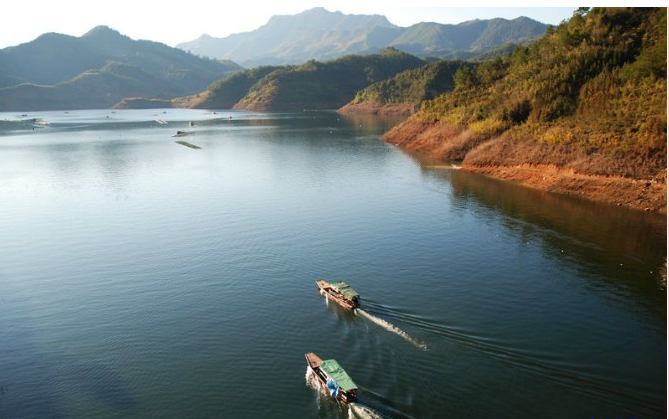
[[338, 113, 407, 136], [418, 160, 667, 319]]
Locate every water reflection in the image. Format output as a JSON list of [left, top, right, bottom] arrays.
[[338, 113, 407, 136], [417, 161, 666, 321], [1, 109, 664, 418]]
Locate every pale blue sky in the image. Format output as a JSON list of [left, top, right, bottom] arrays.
[[0, 3, 578, 49]]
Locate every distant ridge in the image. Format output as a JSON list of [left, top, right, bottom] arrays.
[[0, 26, 241, 111], [178, 7, 548, 66]]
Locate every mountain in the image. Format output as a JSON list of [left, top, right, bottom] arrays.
[[180, 8, 396, 67], [382, 7, 667, 213], [0, 26, 241, 111], [177, 7, 548, 66], [231, 48, 425, 111], [389, 17, 546, 59]]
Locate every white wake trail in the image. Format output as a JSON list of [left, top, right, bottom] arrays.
[[349, 403, 388, 419], [305, 367, 326, 394], [356, 309, 427, 350]]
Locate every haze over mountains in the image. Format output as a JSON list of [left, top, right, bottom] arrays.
[[0, 8, 549, 111], [178, 7, 548, 66], [0, 26, 240, 111]]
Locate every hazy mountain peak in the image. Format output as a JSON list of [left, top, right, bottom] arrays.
[[32, 32, 76, 43], [265, 7, 393, 30], [299, 7, 335, 16], [178, 9, 547, 66], [83, 25, 125, 40]]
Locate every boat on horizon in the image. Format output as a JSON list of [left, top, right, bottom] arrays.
[[316, 280, 360, 310], [305, 352, 358, 403]]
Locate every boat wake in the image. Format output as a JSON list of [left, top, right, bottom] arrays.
[[0, 117, 50, 132], [348, 403, 388, 419], [355, 309, 427, 351], [362, 304, 665, 415], [307, 367, 413, 419], [305, 366, 325, 394]]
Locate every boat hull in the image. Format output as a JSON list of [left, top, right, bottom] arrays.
[[305, 352, 357, 404], [316, 280, 358, 310]]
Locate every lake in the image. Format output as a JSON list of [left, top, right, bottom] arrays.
[[0, 109, 665, 419]]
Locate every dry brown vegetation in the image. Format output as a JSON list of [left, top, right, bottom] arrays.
[[464, 135, 665, 180], [171, 92, 210, 108], [384, 120, 491, 160], [383, 118, 667, 214]]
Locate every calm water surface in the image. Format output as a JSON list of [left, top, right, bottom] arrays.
[[0, 109, 665, 419]]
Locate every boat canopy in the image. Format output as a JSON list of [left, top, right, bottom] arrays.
[[329, 282, 359, 300], [319, 359, 357, 391]]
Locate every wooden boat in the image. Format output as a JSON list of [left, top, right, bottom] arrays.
[[316, 280, 360, 310], [305, 352, 358, 403]]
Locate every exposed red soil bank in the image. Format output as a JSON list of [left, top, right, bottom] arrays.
[[383, 119, 667, 214]]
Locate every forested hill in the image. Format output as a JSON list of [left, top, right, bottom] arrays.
[[339, 60, 475, 115], [0, 26, 240, 111], [180, 66, 283, 110], [383, 7, 667, 213], [235, 48, 425, 111], [179, 48, 426, 111]]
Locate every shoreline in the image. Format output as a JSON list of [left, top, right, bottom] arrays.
[[383, 119, 667, 215], [462, 163, 666, 214]]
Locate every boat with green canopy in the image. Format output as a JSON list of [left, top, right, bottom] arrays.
[[305, 352, 358, 403], [316, 279, 360, 310]]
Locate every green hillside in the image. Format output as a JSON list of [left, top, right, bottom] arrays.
[[347, 60, 474, 107], [233, 48, 425, 110], [193, 66, 283, 109], [387, 7, 666, 180]]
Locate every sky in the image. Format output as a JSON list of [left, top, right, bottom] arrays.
[[0, 3, 581, 49]]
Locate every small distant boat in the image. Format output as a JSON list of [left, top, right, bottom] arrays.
[[155, 119, 168, 125], [32, 118, 50, 127], [305, 352, 358, 403], [173, 130, 189, 137], [316, 280, 360, 310]]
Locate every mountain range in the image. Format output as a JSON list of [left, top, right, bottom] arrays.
[[0, 9, 549, 112], [178, 7, 549, 66], [0, 26, 240, 111]]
